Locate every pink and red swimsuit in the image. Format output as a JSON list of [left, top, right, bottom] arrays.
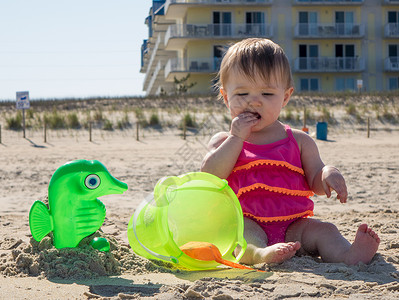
[[227, 125, 314, 246]]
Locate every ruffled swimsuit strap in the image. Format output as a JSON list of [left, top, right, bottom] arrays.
[[284, 124, 302, 157], [284, 124, 295, 142]]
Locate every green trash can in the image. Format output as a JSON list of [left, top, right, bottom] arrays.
[[316, 122, 328, 140]]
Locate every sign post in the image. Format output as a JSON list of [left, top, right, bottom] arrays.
[[16, 91, 30, 138], [357, 79, 363, 93]]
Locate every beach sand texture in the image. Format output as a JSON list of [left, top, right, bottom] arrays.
[[0, 96, 398, 299]]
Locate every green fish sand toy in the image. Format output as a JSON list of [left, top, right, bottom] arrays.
[[29, 160, 128, 249]]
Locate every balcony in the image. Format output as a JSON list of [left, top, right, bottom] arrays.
[[384, 0, 399, 4], [140, 40, 149, 72], [293, 57, 365, 72], [165, 57, 222, 80], [385, 23, 399, 38], [294, 23, 364, 38], [143, 35, 163, 90], [147, 61, 163, 95], [294, 0, 363, 4], [165, 23, 273, 49], [385, 57, 399, 72], [165, 0, 272, 19], [166, 0, 272, 3]]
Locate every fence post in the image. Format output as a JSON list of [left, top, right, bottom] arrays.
[[22, 109, 26, 138], [136, 122, 139, 141], [44, 121, 47, 143], [0, 124, 2, 144], [89, 121, 92, 142], [302, 107, 309, 133], [183, 119, 187, 140], [367, 117, 370, 138]]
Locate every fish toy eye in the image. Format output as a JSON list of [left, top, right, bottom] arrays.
[[85, 174, 101, 189]]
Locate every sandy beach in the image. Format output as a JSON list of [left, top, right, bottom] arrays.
[[1, 97, 399, 299]]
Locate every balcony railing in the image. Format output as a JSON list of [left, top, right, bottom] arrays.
[[294, 23, 364, 38], [385, 57, 399, 71], [385, 23, 399, 38], [165, 0, 273, 16], [143, 35, 163, 90], [147, 61, 162, 94], [294, 57, 365, 72], [165, 23, 273, 44], [294, 0, 363, 4], [165, 57, 222, 78], [166, 0, 272, 5], [140, 40, 149, 70]]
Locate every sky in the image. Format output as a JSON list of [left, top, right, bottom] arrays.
[[0, 0, 151, 101]]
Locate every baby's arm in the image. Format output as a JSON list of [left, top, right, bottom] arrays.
[[294, 130, 348, 203], [200, 132, 244, 179], [201, 112, 259, 179]]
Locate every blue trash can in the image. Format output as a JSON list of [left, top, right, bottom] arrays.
[[316, 122, 328, 140]]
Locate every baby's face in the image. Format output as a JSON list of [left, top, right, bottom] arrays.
[[221, 69, 293, 131]]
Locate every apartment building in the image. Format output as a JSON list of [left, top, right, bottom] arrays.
[[140, 0, 399, 95]]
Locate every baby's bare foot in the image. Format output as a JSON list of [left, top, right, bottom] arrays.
[[345, 224, 380, 265], [255, 241, 301, 264]]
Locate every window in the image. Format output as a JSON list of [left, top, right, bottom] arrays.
[[299, 44, 319, 70], [246, 12, 265, 35], [335, 44, 355, 70], [389, 77, 399, 90], [388, 11, 399, 24], [388, 44, 398, 57], [246, 12, 265, 24], [387, 11, 399, 36], [389, 45, 399, 69], [298, 0, 362, 2], [298, 11, 318, 36], [300, 78, 319, 91], [335, 11, 354, 35], [213, 45, 226, 70], [388, 11, 399, 36], [213, 12, 232, 36], [336, 78, 355, 91]]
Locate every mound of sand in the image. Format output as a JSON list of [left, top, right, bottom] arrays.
[[0, 232, 171, 279]]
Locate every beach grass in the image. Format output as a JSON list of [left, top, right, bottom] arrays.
[[1, 93, 398, 135]]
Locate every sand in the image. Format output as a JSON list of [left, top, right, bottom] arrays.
[[1, 111, 399, 299]]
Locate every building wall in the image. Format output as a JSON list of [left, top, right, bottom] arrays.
[[141, 1, 399, 95]]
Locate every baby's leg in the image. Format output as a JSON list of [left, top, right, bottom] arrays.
[[286, 219, 380, 265], [238, 218, 301, 265]]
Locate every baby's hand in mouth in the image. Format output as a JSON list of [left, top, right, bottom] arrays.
[[241, 111, 261, 119], [248, 112, 261, 119]]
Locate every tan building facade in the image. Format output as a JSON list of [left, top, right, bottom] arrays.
[[141, 0, 399, 95]]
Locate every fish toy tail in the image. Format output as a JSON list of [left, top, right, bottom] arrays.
[[29, 200, 53, 242]]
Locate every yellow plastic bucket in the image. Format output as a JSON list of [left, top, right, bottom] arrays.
[[127, 172, 247, 270]]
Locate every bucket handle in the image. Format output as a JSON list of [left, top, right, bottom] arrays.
[[234, 236, 247, 262], [222, 235, 247, 263], [131, 197, 180, 264]]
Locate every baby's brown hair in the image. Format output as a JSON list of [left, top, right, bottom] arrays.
[[216, 38, 293, 96]]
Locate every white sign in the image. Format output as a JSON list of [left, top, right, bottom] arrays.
[[16, 91, 30, 109], [357, 79, 363, 89]]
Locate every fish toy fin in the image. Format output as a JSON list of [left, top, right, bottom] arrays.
[[29, 200, 53, 242]]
